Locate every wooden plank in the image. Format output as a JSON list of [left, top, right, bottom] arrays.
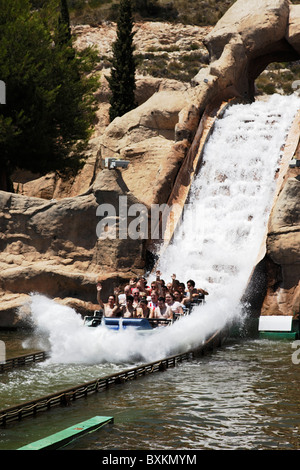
[[17, 416, 113, 450]]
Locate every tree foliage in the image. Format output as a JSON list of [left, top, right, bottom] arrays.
[[0, 0, 98, 191], [108, 0, 137, 122], [59, 0, 72, 42]]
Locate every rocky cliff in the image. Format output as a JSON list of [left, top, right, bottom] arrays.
[[0, 0, 300, 326]]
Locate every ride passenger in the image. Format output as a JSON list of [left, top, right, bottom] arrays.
[[96, 283, 121, 317], [198, 287, 209, 298], [129, 277, 137, 292], [167, 274, 180, 294], [135, 299, 151, 318], [149, 280, 161, 296], [150, 296, 173, 320], [178, 282, 186, 297], [173, 290, 184, 303], [148, 291, 159, 310], [165, 292, 183, 316], [161, 285, 169, 297], [166, 282, 173, 293], [155, 270, 167, 295], [182, 279, 209, 306], [118, 284, 131, 306], [122, 295, 136, 318], [188, 279, 208, 299], [136, 277, 149, 293], [182, 279, 198, 305], [132, 288, 140, 307]]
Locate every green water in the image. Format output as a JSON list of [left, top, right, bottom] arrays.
[[1, 330, 300, 450]]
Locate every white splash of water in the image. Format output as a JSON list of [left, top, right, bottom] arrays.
[[25, 94, 299, 365], [26, 293, 216, 364]]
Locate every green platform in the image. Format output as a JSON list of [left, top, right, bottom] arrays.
[[18, 415, 113, 450], [258, 316, 299, 341], [259, 331, 298, 340]]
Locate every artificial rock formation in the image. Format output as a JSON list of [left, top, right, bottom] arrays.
[[1, 0, 300, 325], [174, 0, 300, 318], [176, 0, 300, 142], [0, 88, 193, 325], [0, 171, 147, 325], [261, 168, 300, 317]]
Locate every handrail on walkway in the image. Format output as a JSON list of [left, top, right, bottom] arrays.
[[0, 351, 49, 373], [0, 329, 224, 427]]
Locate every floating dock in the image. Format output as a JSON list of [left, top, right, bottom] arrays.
[[18, 416, 113, 450], [258, 315, 299, 340]]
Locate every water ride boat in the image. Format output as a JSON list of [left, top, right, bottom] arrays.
[[83, 298, 205, 331], [83, 312, 173, 330]]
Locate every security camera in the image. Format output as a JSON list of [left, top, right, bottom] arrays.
[[110, 159, 129, 169], [289, 159, 300, 168], [104, 158, 129, 169]]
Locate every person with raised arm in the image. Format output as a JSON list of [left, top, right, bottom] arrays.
[[96, 283, 121, 317]]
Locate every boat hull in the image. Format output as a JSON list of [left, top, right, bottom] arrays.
[[83, 315, 169, 330], [103, 317, 153, 330]]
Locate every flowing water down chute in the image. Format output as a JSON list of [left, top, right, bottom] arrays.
[[25, 94, 300, 365], [157, 94, 300, 306]]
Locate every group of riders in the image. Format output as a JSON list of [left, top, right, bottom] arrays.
[[96, 272, 208, 321]]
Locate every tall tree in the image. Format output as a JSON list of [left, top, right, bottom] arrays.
[[108, 0, 137, 122], [0, 0, 98, 191], [58, 0, 71, 43]]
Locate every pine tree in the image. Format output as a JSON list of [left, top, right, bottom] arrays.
[[108, 0, 137, 122], [58, 0, 71, 43]]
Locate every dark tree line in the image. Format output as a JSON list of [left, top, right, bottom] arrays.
[[0, 0, 98, 191], [0, 0, 138, 192]]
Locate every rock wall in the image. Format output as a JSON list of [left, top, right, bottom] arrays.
[[0, 81, 197, 325], [176, 0, 300, 141], [261, 163, 300, 317], [0, 171, 147, 325], [1, 0, 300, 326]]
